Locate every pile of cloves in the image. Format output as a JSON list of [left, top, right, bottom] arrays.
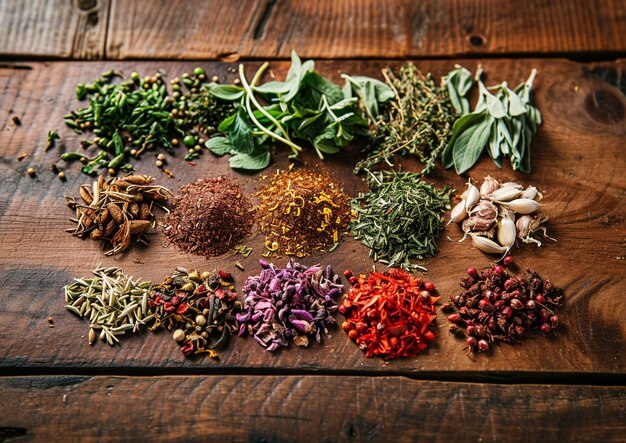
[[65, 175, 171, 255], [449, 176, 554, 255]]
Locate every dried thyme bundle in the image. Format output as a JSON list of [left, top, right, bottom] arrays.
[[150, 268, 241, 358], [161, 176, 254, 257], [64, 266, 155, 346], [255, 169, 351, 257], [350, 170, 453, 269], [354, 64, 456, 175], [64, 175, 171, 255]]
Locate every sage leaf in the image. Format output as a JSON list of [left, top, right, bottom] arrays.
[[453, 115, 493, 174]]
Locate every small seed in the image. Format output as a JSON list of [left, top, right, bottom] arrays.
[[27, 167, 36, 177], [173, 329, 186, 342], [89, 328, 96, 345], [195, 315, 207, 326]]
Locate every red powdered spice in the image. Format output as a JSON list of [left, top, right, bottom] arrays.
[[162, 176, 253, 257]]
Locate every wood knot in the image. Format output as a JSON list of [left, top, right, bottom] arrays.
[[584, 89, 625, 124], [78, 0, 97, 11], [468, 34, 486, 47]]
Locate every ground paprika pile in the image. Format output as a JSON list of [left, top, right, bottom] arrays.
[[339, 269, 439, 359]]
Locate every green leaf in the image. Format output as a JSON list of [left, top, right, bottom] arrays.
[[443, 66, 474, 115], [217, 112, 237, 132], [282, 51, 315, 103], [207, 83, 245, 101], [342, 74, 394, 120], [485, 93, 507, 119], [444, 112, 488, 169], [205, 136, 236, 156], [453, 116, 494, 174], [253, 80, 290, 95], [228, 108, 255, 154], [229, 150, 271, 170], [112, 131, 124, 155], [504, 86, 527, 116]]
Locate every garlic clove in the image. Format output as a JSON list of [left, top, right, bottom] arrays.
[[465, 182, 480, 212], [470, 234, 508, 254], [516, 215, 532, 239], [504, 198, 541, 214], [489, 186, 522, 202], [480, 176, 500, 197], [501, 182, 523, 189], [448, 200, 467, 225], [497, 215, 517, 248], [520, 185, 537, 200]]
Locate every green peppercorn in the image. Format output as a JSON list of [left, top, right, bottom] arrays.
[[183, 135, 196, 147], [130, 72, 140, 81], [193, 67, 205, 76]]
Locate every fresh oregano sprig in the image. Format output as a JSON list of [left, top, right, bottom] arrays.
[[442, 66, 542, 175], [350, 170, 453, 270]]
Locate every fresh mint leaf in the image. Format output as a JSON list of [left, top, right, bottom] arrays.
[[228, 108, 255, 154], [205, 136, 236, 156], [229, 150, 271, 170]]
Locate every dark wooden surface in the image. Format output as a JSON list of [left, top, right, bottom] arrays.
[[1, 2, 626, 441], [1, 0, 626, 60], [1, 375, 625, 442]]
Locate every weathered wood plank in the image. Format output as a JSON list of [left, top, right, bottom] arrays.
[[1, 375, 625, 442], [0, 0, 110, 59], [0, 59, 624, 375], [105, 0, 626, 60]]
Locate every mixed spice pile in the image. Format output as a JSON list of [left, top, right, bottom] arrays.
[[52, 54, 565, 362]]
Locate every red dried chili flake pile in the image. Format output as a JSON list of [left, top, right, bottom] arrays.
[[444, 258, 564, 354], [339, 269, 439, 359], [162, 176, 253, 257]]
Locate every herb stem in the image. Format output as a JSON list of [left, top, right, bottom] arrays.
[[238, 64, 303, 155]]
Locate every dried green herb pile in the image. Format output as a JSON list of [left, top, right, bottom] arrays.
[[60, 68, 233, 175], [161, 176, 254, 257], [255, 169, 351, 257], [350, 171, 453, 269], [355, 64, 456, 175]]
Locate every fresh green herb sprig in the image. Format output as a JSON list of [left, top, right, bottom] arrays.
[[350, 170, 453, 270], [204, 51, 394, 171], [442, 66, 542, 174], [354, 64, 457, 176]]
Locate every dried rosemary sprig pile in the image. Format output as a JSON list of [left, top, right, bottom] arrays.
[[64, 266, 155, 346], [354, 64, 456, 175], [65, 175, 171, 255], [150, 268, 241, 358], [351, 170, 453, 269]]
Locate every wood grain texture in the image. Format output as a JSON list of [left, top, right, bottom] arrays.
[[105, 0, 626, 60], [0, 0, 110, 59], [0, 59, 624, 376], [1, 375, 625, 442]]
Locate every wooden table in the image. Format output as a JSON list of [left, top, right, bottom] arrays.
[[1, 1, 625, 441]]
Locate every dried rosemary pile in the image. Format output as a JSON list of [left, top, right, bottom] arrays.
[[150, 268, 241, 358], [161, 176, 254, 257], [350, 170, 453, 269], [354, 64, 456, 175], [255, 169, 351, 257], [65, 175, 171, 255]]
